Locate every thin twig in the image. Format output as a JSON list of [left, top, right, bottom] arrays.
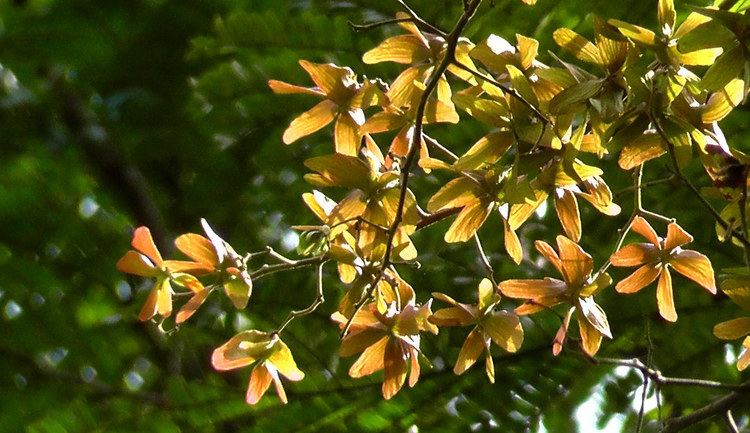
[[636, 373, 650, 433], [725, 410, 740, 433], [595, 357, 749, 391], [659, 381, 750, 433], [395, 0, 448, 36], [348, 17, 415, 32], [423, 133, 459, 160], [275, 262, 327, 333], [415, 207, 462, 230], [593, 164, 643, 279], [266, 246, 298, 265], [614, 174, 676, 197], [251, 256, 327, 281], [474, 233, 497, 285]]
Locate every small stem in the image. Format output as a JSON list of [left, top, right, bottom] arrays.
[[595, 357, 748, 390], [423, 133, 459, 161], [614, 174, 676, 197], [250, 256, 326, 281], [640, 209, 674, 224], [593, 165, 643, 278], [395, 0, 448, 36], [415, 207, 462, 230], [473, 233, 497, 285], [348, 17, 415, 32], [276, 262, 327, 333], [659, 381, 750, 433], [636, 373, 650, 433], [724, 410, 740, 433], [266, 246, 297, 265]]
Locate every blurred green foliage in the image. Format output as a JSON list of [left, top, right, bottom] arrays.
[[0, 0, 748, 432]]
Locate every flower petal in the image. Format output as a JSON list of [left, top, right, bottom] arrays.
[[738, 337, 750, 371], [555, 189, 581, 242], [429, 306, 475, 327], [665, 221, 694, 251], [156, 278, 172, 318], [362, 35, 428, 65], [268, 80, 324, 97], [427, 178, 478, 213], [340, 329, 387, 357], [616, 264, 661, 294], [483, 311, 524, 353], [282, 99, 337, 144], [117, 251, 158, 277], [349, 336, 388, 378], [174, 233, 219, 267], [578, 297, 612, 338], [443, 201, 492, 243], [131, 226, 162, 266], [534, 240, 564, 277], [670, 250, 716, 294], [657, 269, 677, 322], [176, 290, 210, 324], [713, 317, 750, 340], [556, 235, 593, 288], [138, 285, 159, 322], [382, 338, 408, 400], [268, 366, 288, 404], [268, 340, 305, 381], [298, 60, 349, 95], [721, 278, 750, 310], [577, 308, 604, 357], [334, 111, 362, 156], [610, 243, 658, 267], [211, 330, 273, 371], [499, 277, 568, 299], [246, 364, 273, 405], [630, 216, 660, 247], [552, 308, 575, 356], [503, 217, 523, 265], [454, 328, 485, 375], [224, 274, 253, 309], [408, 347, 420, 387]]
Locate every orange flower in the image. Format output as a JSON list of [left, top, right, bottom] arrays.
[[116, 227, 206, 321], [713, 276, 750, 371], [332, 275, 436, 399], [268, 60, 385, 155], [304, 140, 419, 263], [362, 12, 477, 108], [212, 330, 304, 405], [430, 279, 523, 382], [499, 236, 613, 356], [610, 216, 716, 322], [173, 219, 253, 321]]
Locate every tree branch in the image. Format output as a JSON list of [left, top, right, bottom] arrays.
[[340, 0, 483, 338], [595, 357, 748, 391], [659, 381, 750, 433]]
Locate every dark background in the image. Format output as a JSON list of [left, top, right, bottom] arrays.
[[0, 0, 747, 431]]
